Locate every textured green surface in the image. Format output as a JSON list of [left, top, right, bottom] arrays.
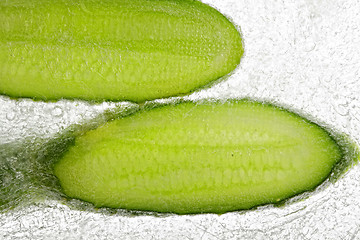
[[0, 0, 243, 102], [54, 101, 342, 214]]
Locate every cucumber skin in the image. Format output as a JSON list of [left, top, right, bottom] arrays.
[[0, 0, 243, 102], [54, 100, 342, 214]]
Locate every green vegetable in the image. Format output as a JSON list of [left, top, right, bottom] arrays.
[[54, 100, 343, 214], [0, 0, 243, 102]]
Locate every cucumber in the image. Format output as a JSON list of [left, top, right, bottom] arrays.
[[54, 100, 343, 214], [0, 0, 243, 102]]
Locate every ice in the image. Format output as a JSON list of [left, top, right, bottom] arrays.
[[1, 0, 360, 239]]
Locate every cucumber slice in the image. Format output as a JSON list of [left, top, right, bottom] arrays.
[[0, 0, 243, 102], [54, 100, 343, 214]]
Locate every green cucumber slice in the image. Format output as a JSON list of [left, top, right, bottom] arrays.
[[0, 0, 243, 102], [54, 100, 343, 214]]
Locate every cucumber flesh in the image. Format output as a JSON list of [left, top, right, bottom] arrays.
[[54, 101, 343, 214], [0, 0, 243, 102]]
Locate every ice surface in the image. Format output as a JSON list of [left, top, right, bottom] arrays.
[[1, 0, 360, 239]]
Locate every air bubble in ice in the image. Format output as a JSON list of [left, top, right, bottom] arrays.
[[51, 106, 63, 117], [303, 41, 316, 52], [6, 111, 16, 121]]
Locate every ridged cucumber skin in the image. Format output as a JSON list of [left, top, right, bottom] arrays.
[[0, 0, 243, 102], [53, 100, 342, 214]]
